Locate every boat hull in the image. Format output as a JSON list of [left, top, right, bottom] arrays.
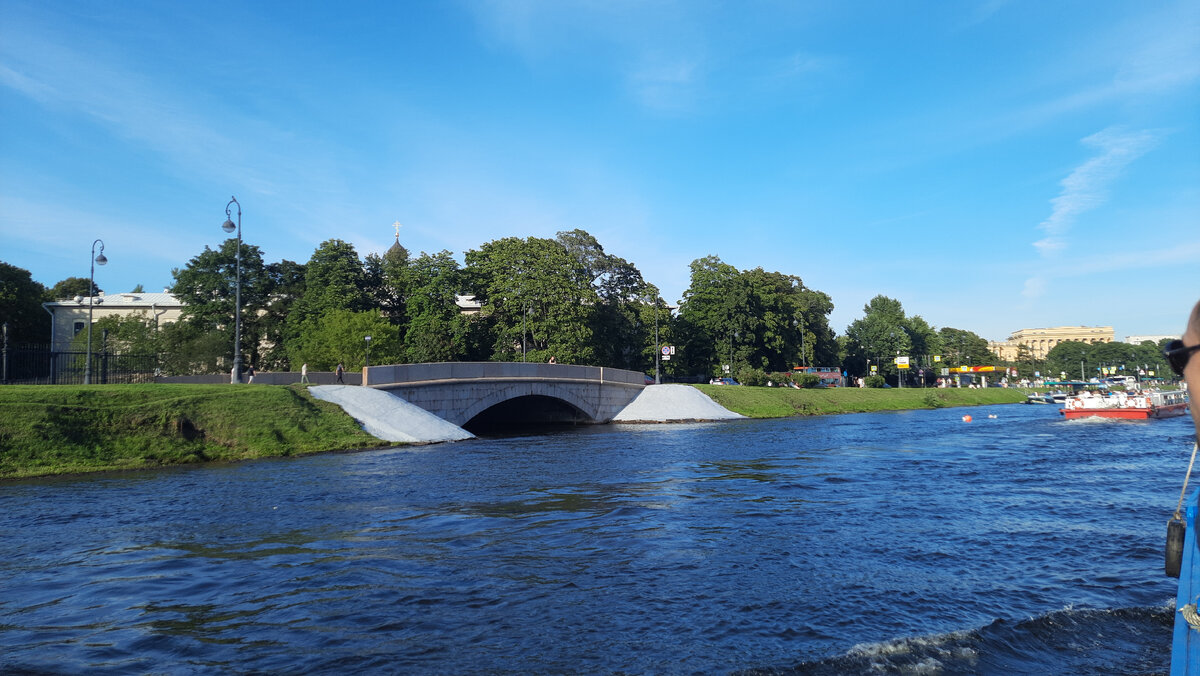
[[1060, 403, 1189, 420], [1174, 487, 1200, 673]]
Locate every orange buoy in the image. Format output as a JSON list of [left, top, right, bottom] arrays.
[[962, 415, 972, 422]]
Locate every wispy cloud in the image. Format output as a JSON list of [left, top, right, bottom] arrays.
[[1023, 127, 1159, 299], [1031, 127, 1158, 257]]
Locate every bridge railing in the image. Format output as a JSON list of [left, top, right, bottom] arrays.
[[364, 362, 646, 388]]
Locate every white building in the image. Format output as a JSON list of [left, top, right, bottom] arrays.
[[42, 291, 184, 352]]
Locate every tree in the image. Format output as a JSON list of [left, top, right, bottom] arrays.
[[68, 313, 160, 355], [288, 309, 400, 370], [288, 239, 369, 327], [675, 256, 745, 376], [556, 230, 655, 370], [936, 327, 991, 367], [46, 276, 98, 301], [464, 236, 596, 364], [258, 259, 307, 370], [1045, 341, 1098, 381], [675, 256, 837, 378], [364, 240, 409, 324], [170, 239, 271, 368], [0, 261, 50, 344], [158, 321, 232, 376], [403, 250, 469, 363], [1046, 340, 1169, 382], [842, 295, 911, 381]]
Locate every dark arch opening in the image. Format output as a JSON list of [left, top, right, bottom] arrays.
[[463, 395, 593, 435]]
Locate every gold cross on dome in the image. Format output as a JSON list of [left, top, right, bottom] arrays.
[[392, 221, 402, 240]]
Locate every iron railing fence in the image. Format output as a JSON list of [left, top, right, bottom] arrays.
[[1, 344, 159, 385]]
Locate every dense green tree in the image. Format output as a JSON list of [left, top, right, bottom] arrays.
[[464, 235, 596, 364], [675, 256, 836, 378], [364, 238, 409, 324], [46, 276, 98, 301], [842, 295, 912, 380], [0, 261, 50, 344], [284, 239, 372, 366], [675, 256, 746, 375], [1045, 340, 1170, 382], [403, 250, 469, 363], [288, 309, 400, 370], [556, 230, 655, 370], [158, 320, 232, 375], [936, 327, 992, 367], [170, 238, 271, 369], [257, 259, 307, 370], [288, 239, 369, 323], [67, 313, 160, 355]]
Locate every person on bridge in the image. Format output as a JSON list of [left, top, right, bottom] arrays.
[[336, 363, 345, 384], [300, 363, 309, 384]]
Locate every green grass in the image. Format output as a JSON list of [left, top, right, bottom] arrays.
[[694, 385, 1028, 418], [0, 384, 388, 479]]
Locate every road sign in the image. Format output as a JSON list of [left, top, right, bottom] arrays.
[[661, 346, 671, 356], [662, 355, 671, 361], [870, 365, 878, 373], [723, 364, 730, 373]]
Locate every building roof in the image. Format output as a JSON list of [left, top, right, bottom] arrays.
[[44, 292, 183, 309]]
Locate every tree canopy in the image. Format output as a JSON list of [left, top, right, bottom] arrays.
[[0, 261, 50, 344], [675, 256, 836, 378]]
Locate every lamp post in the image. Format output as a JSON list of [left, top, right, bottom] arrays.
[[221, 197, 242, 384], [654, 297, 661, 385], [84, 239, 107, 385], [364, 335, 372, 385], [728, 330, 739, 381]]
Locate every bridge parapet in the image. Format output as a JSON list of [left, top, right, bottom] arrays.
[[364, 362, 645, 388]]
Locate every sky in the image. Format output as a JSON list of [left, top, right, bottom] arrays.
[[2, 0, 1198, 344]]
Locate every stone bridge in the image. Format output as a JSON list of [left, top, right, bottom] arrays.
[[363, 362, 647, 430]]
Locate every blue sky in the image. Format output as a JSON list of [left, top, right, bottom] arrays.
[[2, 0, 1198, 343]]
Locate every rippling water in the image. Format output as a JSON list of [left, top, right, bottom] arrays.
[[1, 403, 1194, 674]]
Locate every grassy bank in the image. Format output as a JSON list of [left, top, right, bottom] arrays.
[[694, 384, 1028, 418], [0, 384, 387, 479]]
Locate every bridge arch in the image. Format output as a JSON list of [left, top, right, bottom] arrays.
[[366, 361, 646, 428]]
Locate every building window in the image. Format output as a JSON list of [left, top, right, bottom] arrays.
[[73, 321, 85, 336]]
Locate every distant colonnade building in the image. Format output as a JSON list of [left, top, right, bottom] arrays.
[[988, 326, 1114, 361]]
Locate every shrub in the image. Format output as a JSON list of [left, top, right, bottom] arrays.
[[737, 367, 769, 386], [795, 373, 821, 388], [769, 372, 794, 386], [865, 375, 886, 388]]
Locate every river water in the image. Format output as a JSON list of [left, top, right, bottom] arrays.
[[1, 403, 1195, 674]]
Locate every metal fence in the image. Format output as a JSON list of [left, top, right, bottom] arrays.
[[1, 344, 159, 385]]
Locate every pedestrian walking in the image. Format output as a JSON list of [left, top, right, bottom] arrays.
[[336, 362, 344, 384], [300, 363, 309, 384], [246, 365, 255, 384]]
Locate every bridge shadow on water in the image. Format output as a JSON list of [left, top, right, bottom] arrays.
[[462, 394, 594, 436]]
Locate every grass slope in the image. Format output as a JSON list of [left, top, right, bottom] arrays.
[[694, 385, 1027, 418], [0, 384, 387, 479]]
